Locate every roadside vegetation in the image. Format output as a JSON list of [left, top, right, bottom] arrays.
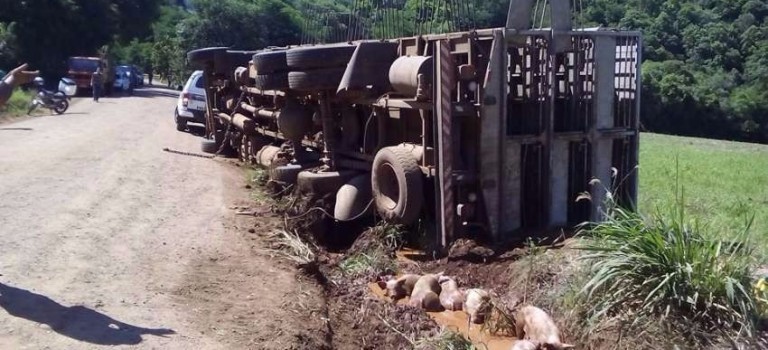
[[575, 189, 762, 347], [0, 89, 33, 118], [513, 134, 768, 348]]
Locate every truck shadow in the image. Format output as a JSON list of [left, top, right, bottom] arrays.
[[0, 283, 175, 345]]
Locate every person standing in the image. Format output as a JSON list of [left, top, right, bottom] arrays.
[[91, 67, 104, 102]]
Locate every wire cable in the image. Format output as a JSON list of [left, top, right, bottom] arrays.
[[285, 199, 375, 223]]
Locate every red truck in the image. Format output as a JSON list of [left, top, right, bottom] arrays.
[[66, 56, 115, 95]]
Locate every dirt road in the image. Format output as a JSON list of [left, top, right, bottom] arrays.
[[0, 89, 328, 349]]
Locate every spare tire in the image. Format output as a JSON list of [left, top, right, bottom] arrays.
[[286, 44, 357, 70], [253, 73, 289, 90], [288, 68, 346, 92], [372, 145, 424, 225], [253, 51, 288, 74], [187, 47, 228, 65]]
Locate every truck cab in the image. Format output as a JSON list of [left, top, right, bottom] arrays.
[[67, 57, 115, 95]]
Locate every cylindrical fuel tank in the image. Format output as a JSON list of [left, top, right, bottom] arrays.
[[388, 56, 433, 97]]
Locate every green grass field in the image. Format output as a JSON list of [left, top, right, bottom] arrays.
[[639, 133, 768, 241]]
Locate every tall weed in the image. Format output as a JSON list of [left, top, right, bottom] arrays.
[[577, 169, 760, 345]]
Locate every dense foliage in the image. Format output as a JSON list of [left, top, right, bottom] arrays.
[[0, 0, 163, 76], [581, 0, 768, 142], [0, 0, 765, 142]]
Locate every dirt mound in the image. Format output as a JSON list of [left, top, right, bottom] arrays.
[[447, 238, 496, 262]]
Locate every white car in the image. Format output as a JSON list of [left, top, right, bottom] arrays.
[[114, 66, 132, 91], [175, 70, 207, 131]]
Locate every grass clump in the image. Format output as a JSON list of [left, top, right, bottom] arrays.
[[338, 224, 404, 277], [577, 183, 761, 346], [339, 249, 396, 277], [414, 329, 477, 350], [0, 89, 34, 117], [265, 229, 316, 266]]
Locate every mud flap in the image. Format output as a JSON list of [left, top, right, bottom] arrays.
[[337, 42, 399, 98]]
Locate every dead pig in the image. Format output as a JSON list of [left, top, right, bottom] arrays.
[[437, 275, 465, 311], [509, 340, 540, 350], [408, 274, 443, 312], [514, 305, 574, 349], [463, 288, 491, 324], [377, 274, 421, 302]]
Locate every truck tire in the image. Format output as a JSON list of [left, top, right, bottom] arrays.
[[214, 130, 237, 157], [187, 47, 228, 64], [372, 145, 423, 225], [286, 44, 357, 70], [201, 140, 218, 154], [270, 164, 303, 185], [288, 68, 346, 92], [252, 51, 288, 74], [174, 108, 187, 131], [253, 73, 289, 90], [297, 170, 357, 195]]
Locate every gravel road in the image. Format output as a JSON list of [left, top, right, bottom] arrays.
[[0, 88, 328, 350]]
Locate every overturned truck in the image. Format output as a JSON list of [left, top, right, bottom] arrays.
[[187, 0, 641, 249]]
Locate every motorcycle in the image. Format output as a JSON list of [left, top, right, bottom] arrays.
[[27, 77, 70, 115]]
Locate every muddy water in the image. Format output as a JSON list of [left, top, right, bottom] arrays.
[[368, 283, 516, 350]]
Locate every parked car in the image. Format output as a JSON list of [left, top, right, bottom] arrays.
[[174, 70, 206, 131], [114, 65, 134, 91], [132, 66, 144, 86]]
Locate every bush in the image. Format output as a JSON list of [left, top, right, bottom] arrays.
[[577, 185, 760, 345], [1, 89, 33, 116]]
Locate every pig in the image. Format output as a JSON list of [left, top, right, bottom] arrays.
[[510, 340, 540, 350], [437, 275, 465, 311], [463, 288, 491, 325], [377, 274, 421, 302], [408, 274, 443, 312], [514, 305, 574, 350]]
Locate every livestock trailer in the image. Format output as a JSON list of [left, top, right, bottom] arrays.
[[187, 0, 641, 248]]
